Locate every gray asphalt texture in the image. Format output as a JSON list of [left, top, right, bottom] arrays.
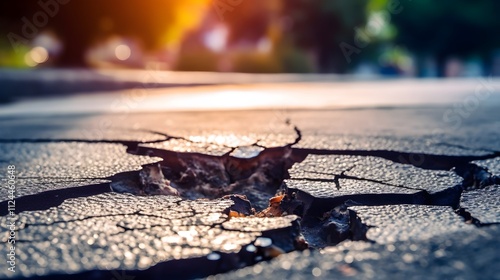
[[0, 79, 499, 279]]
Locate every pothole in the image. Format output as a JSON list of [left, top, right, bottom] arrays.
[[3, 131, 499, 278], [109, 144, 375, 251], [111, 145, 306, 210], [108, 142, 500, 252]]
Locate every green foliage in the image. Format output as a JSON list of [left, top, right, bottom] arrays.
[[392, 0, 500, 57], [281, 0, 369, 72], [276, 45, 314, 73], [0, 40, 30, 68], [366, 0, 389, 13]]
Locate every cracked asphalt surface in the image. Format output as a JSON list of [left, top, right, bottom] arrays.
[[0, 193, 302, 278], [0, 82, 499, 279]]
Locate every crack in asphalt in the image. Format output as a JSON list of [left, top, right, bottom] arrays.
[[2, 130, 498, 221], [18, 211, 144, 231], [455, 207, 500, 227], [0, 182, 112, 215], [1, 125, 499, 279], [290, 168, 425, 192], [293, 148, 500, 171]]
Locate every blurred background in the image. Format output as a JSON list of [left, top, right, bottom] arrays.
[[1, 0, 500, 77]]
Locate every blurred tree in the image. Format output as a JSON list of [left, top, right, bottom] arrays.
[[218, 0, 370, 73], [281, 0, 369, 73], [221, 0, 272, 46], [0, 0, 210, 66], [392, 0, 500, 76]]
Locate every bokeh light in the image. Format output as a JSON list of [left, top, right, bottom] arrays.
[[115, 44, 131, 61], [24, 46, 49, 67]]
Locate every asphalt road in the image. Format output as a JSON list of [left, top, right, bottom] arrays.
[[0, 77, 499, 279]]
